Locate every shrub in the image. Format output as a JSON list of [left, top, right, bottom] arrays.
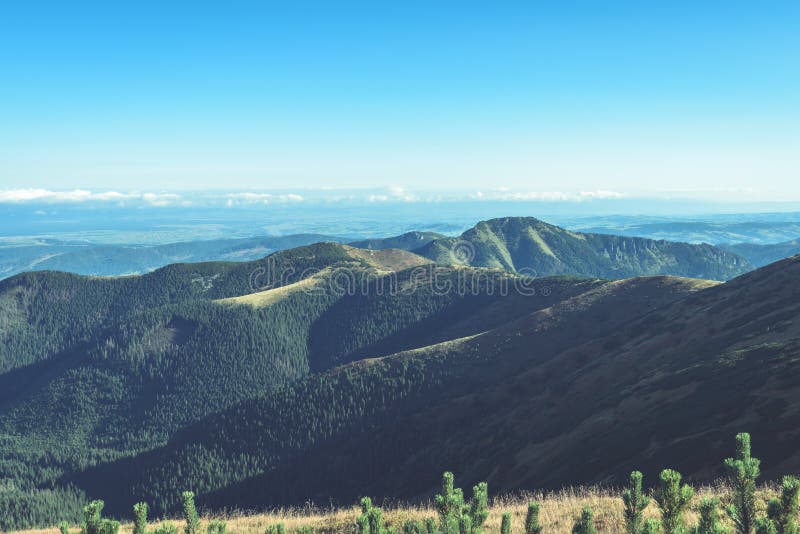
[[624, 471, 651, 534], [694, 498, 729, 534], [755, 519, 777, 534], [644, 519, 663, 534], [725, 433, 761, 534], [572, 508, 597, 534], [525, 502, 543, 534], [652, 469, 693, 534], [152, 524, 178, 534], [133, 502, 148, 534], [500, 513, 512, 534], [357, 496, 393, 534], [207, 520, 226, 534], [434, 472, 488, 534], [182, 492, 200, 534], [265, 525, 287, 534], [425, 518, 437, 534], [81, 500, 120, 534], [403, 520, 424, 534], [765, 475, 800, 534]]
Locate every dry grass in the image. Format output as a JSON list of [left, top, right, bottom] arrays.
[[13, 483, 781, 534]]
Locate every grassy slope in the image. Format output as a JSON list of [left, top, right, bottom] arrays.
[[10, 485, 781, 534]]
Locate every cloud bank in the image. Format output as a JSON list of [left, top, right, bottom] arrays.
[[0, 188, 626, 206]]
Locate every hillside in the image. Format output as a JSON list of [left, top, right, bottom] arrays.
[[72, 256, 800, 518], [348, 231, 446, 252], [0, 234, 344, 280], [0, 242, 598, 528], [721, 239, 800, 267], [2, 238, 798, 528], [416, 217, 751, 280]]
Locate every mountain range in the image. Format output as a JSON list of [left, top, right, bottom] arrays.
[[0, 216, 798, 529]]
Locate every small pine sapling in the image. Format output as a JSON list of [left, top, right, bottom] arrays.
[[133, 502, 148, 534], [402, 520, 424, 534], [500, 513, 512, 534], [572, 508, 597, 534], [436, 472, 465, 534], [60, 522, 70, 534], [207, 520, 227, 534], [624, 471, 651, 534], [265, 525, 286, 534], [766, 475, 800, 534], [425, 518, 437, 534], [525, 502, 543, 534], [81, 500, 119, 534], [694, 498, 729, 534], [724, 433, 761, 534], [652, 469, 694, 534], [182, 492, 200, 534]]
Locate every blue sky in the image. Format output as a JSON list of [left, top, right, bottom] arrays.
[[0, 1, 798, 201]]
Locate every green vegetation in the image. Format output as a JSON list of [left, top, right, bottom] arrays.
[[652, 469, 694, 534], [433, 472, 488, 534], [81, 500, 120, 534], [133, 503, 148, 534], [416, 217, 751, 280], [524, 502, 542, 534], [571, 508, 596, 534], [695, 498, 729, 534], [763, 476, 800, 534], [2, 234, 800, 531], [624, 471, 651, 534], [725, 433, 761, 534]]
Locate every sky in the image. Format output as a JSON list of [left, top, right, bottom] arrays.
[[0, 1, 798, 202]]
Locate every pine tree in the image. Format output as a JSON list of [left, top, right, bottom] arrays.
[[525, 502, 543, 534], [624, 471, 651, 534], [133, 502, 148, 534], [725, 433, 761, 534], [468, 482, 489, 530], [436, 472, 465, 534], [433, 472, 488, 534], [81, 500, 120, 534], [572, 508, 597, 534], [357, 497, 393, 534], [182, 492, 200, 534], [652, 469, 694, 534], [500, 513, 512, 534], [694, 498, 729, 534], [766, 476, 800, 534]]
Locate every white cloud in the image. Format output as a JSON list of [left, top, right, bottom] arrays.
[[222, 192, 305, 206]]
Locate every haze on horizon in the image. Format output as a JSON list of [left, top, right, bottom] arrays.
[[1, 1, 798, 201]]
